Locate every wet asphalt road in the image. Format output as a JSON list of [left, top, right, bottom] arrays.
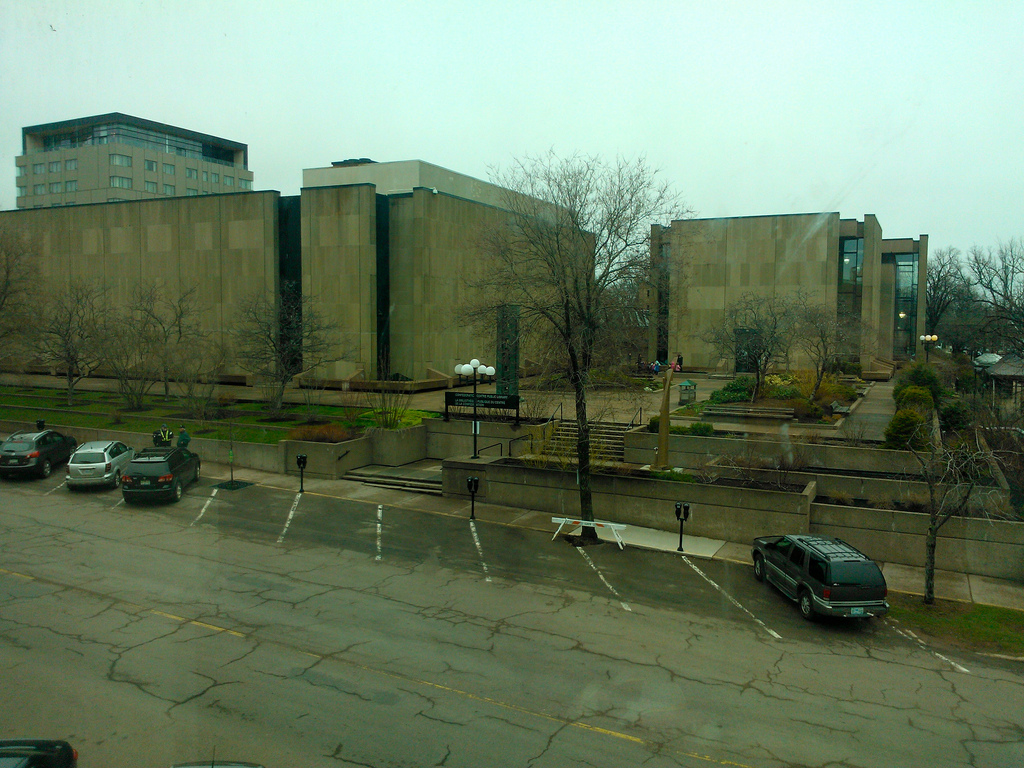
[[1, 468, 1023, 768]]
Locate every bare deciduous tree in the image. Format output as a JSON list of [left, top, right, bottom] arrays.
[[926, 246, 969, 335], [702, 293, 798, 401], [132, 283, 204, 400], [37, 281, 105, 406], [234, 282, 340, 414], [968, 238, 1024, 359], [475, 152, 687, 539], [793, 295, 857, 400], [0, 226, 39, 361]]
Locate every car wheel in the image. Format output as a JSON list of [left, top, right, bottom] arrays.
[[112, 470, 122, 488], [753, 554, 765, 582], [172, 479, 183, 502], [799, 590, 816, 621], [40, 459, 52, 478]]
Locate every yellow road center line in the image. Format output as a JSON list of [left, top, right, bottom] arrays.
[[0, 567, 35, 580]]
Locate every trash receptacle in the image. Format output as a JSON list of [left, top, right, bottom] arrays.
[[677, 380, 696, 406]]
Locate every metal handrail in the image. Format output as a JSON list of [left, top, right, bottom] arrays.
[[477, 441, 504, 457], [508, 433, 532, 456], [628, 407, 643, 428], [547, 403, 563, 425]]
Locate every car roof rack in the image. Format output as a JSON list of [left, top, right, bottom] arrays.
[[801, 536, 868, 562]]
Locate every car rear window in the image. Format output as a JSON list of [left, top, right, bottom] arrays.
[[2, 441, 33, 451], [829, 561, 885, 586], [72, 452, 106, 464], [129, 460, 170, 477]]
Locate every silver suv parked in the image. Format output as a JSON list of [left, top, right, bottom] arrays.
[[66, 440, 135, 489], [752, 534, 889, 620]]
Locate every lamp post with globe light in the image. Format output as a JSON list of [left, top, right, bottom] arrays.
[[454, 359, 495, 458], [920, 334, 938, 362]]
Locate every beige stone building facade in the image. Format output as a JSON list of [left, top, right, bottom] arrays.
[[650, 212, 927, 374], [15, 114, 253, 209]]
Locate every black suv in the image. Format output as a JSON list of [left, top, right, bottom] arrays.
[[0, 739, 78, 767], [121, 446, 201, 503], [752, 534, 889, 620], [0, 430, 77, 479]]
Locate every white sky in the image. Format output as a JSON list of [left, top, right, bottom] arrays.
[[2, 0, 1021, 251]]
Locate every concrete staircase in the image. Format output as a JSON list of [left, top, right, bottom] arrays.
[[539, 420, 631, 463], [343, 467, 444, 496]]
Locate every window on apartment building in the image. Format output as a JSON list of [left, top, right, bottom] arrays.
[[223, 176, 234, 187], [33, 184, 45, 194], [65, 158, 77, 171], [238, 179, 252, 190], [16, 165, 26, 177], [186, 168, 198, 179], [110, 153, 132, 167], [49, 182, 62, 193], [145, 160, 157, 172], [110, 176, 132, 189], [49, 161, 61, 172], [33, 163, 45, 174], [163, 163, 175, 175], [186, 188, 198, 196], [211, 173, 219, 183], [145, 181, 157, 193], [202, 171, 208, 182], [16, 187, 26, 197], [65, 180, 78, 192], [163, 184, 175, 195]]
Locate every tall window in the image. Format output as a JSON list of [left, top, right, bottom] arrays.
[[65, 158, 77, 171], [163, 163, 175, 175], [16, 165, 26, 177], [202, 170, 208, 182], [110, 153, 132, 167], [145, 181, 157, 193], [211, 172, 219, 183], [224, 176, 233, 187], [145, 160, 157, 172], [838, 237, 864, 320], [49, 161, 61, 172], [110, 176, 132, 189], [16, 187, 26, 197]]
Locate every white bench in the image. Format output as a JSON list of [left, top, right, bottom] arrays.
[[551, 517, 627, 549]]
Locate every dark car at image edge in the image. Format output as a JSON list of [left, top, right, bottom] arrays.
[[752, 534, 889, 620], [121, 446, 201, 503], [0, 430, 77, 479], [0, 739, 78, 767]]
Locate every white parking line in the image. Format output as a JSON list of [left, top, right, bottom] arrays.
[[276, 492, 303, 544], [889, 621, 970, 674], [375, 504, 382, 561], [469, 520, 493, 583], [575, 546, 631, 612], [190, 487, 219, 527], [44, 480, 67, 495], [682, 555, 782, 640], [111, 497, 125, 508]]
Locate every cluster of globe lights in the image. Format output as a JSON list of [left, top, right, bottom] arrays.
[[919, 334, 938, 343], [455, 359, 495, 377]]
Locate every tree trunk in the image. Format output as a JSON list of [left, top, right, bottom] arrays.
[[65, 370, 75, 407], [572, 368, 598, 543], [924, 518, 938, 604]]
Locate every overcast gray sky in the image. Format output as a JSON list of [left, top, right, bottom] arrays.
[[2, 0, 1021, 251]]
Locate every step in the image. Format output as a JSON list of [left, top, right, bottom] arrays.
[[343, 470, 444, 496]]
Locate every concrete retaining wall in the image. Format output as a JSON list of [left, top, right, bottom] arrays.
[[811, 503, 1024, 581], [423, 418, 544, 460], [443, 458, 814, 542]]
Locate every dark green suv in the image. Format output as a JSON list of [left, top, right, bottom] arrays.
[[121, 446, 200, 503], [752, 534, 889, 620]]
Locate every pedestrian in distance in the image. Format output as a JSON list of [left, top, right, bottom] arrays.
[[177, 426, 191, 449], [154, 423, 173, 447]]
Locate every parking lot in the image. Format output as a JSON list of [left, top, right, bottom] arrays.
[[2, 461, 1024, 768]]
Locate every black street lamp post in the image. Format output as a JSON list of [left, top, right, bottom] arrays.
[[454, 358, 495, 458]]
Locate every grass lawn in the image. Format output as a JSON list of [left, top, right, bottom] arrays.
[[888, 591, 1024, 657]]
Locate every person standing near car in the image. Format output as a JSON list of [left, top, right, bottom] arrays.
[[157, 423, 173, 447], [177, 426, 191, 448]]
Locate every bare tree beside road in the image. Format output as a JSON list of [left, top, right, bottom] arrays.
[[474, 152, 687, 538], [37, 280, 105, 406], [0, 226, 39, 363]]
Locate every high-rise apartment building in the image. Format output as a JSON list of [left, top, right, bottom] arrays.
[[14, 113, 253, 208]]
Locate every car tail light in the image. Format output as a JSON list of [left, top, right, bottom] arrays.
[[822, 587, 831, 600], [158, 473, 174, 483], [28, 450, 40, 458], [122, 475, 133, 484], [105, 462, 112, 472], [883, 587, 888, 598]]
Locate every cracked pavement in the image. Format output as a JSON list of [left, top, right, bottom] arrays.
[[1, 469, 1023, 768]]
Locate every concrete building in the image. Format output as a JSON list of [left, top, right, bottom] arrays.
[[650, 212, 927, 375], [14, 113, 253, 209]]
